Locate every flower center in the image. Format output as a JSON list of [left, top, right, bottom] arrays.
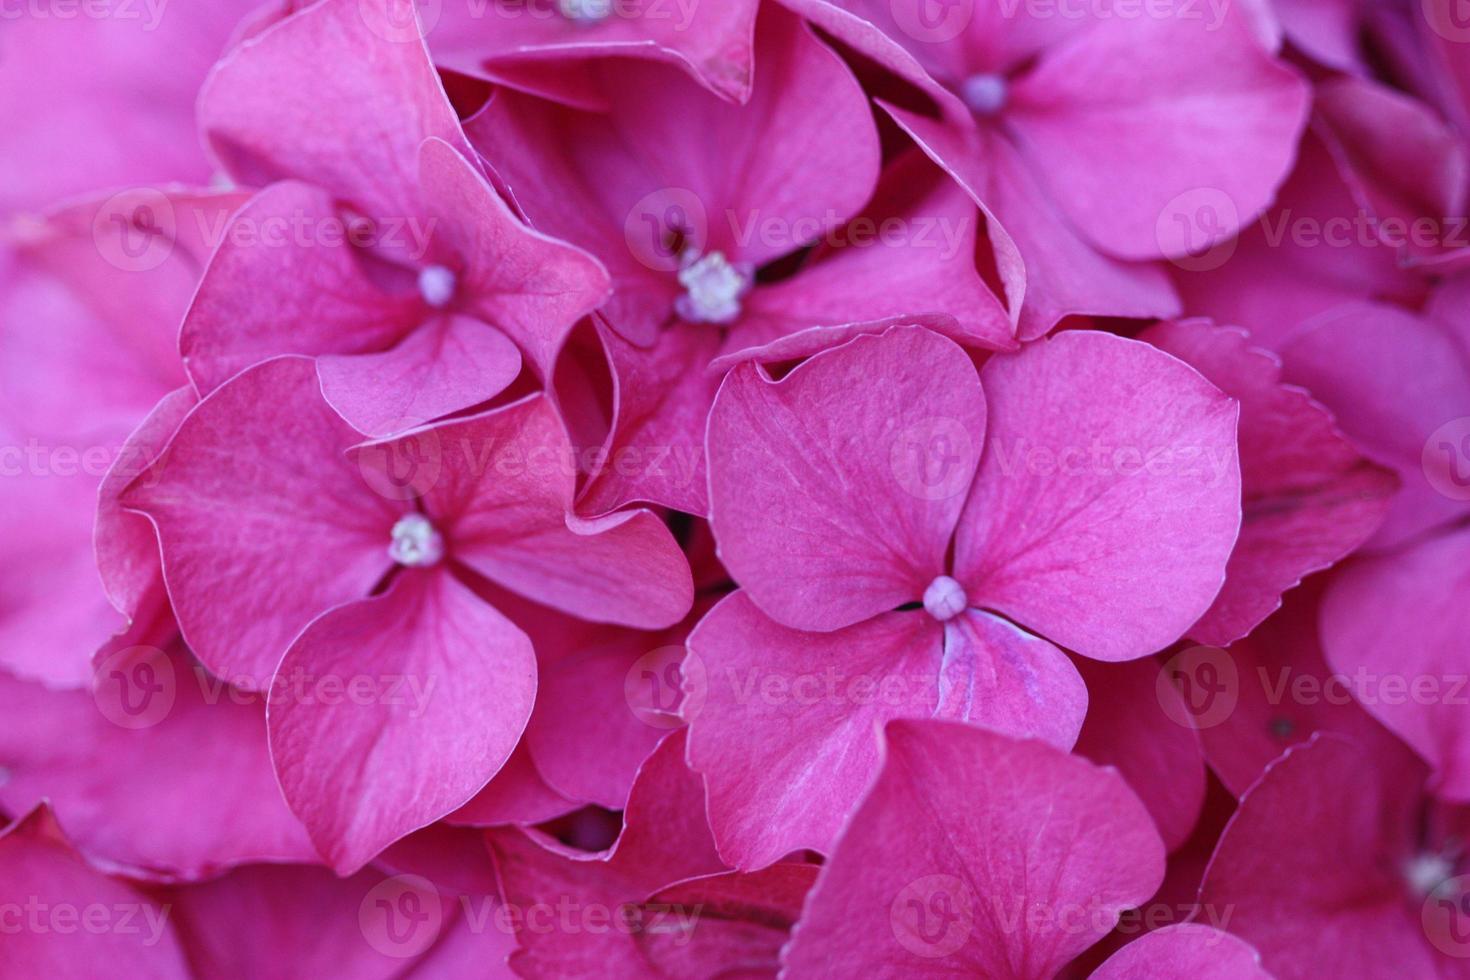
[[959, 73, 1008, 116], [675, 250, 753, 325], [923, 575, 968, 622], [559, 0, 611, 22], [1404, 852, 1458, 898], [418, 264, 456, 308], [389, 513, 444, 567]]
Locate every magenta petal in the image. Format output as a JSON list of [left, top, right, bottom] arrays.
[[448, 739, 578, 828], [96, 387, 198, 623], [169, 863, 447, 979], [687, 593, 1086, 870], [318, 314, 523, 438], [0, 807, 188, 978], [489, 731, 726, 977], [1197, 735, 1441, 979], [1143, 320, 1396, 646], [957, 331, 1241, 661], [1075, 658, 1206, 851], [938, 610, 1088, 750], [1320, 527, 1470, 801], [417, 137, 611, 381], [1196, 586, 1392, 798], [783, 720, 1166, 978], [381, 395, 692, 628], [1009, 8, 1309, 260], [1089, 924, 1270, 979], [708, 327, 985, 632], [180, 181, 420, 397], [431, 0, 759, 104], [0, 644, 314, 879], [268, 569, 535, 873], [735, 151, 1016, 353], [686, 592, 944, 868], [633, 864, 819, 978], [526, 627, 681, 810], [577, 322, 721, 517], [1172, 130, 1426, 349], [122, 357, 398, 687], [1279, 301, 1470, 548], [199, 0, 471, 218]]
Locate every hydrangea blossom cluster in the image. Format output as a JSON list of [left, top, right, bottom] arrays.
[[1, 0, 1468, 976]]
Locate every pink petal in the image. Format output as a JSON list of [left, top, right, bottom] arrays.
[[707, 326, 985, 632], [1197, 734, 1441, 979], [0, 806, 188, 978], [0, 4, 246, 212], [1089, 923, 1270, 979], [1008, 7, 1309, 260], [734, 151, 1016, 353], [1192, 584, 1395, 798], [268, 568, 535, 873], [180, 181, 421, 397], [96, 387, 199, 622], [1281, 301, 1470, 548], [318, 313, 523, 438], [1320, 527, 1470, 801], [633, 864, 819, 978], [0, 466, 122, 687], [576, 321, 721, 517], [687, 592, 1086, 868], [169, 862, 452, 978], [0, 642, 314, 880], [526, 620, 689, 810], [686, 593, 942, 868], [1172, 130, 1426, 350], [1142, 319, 1396, 646], [1075, 658, 1206, 852], [888, 107, 1181, 339], [1315, 76, 1468, 267], [956, 331, 1242, 661], [467, 4, 880, 340], [431, 0, 760, 104], [199, 0, 472, 218], [369, 394, 693, 629], [783, 720, 1166, 978], [122, 357, 400, 687], [448, 739, 578, 828], [489, 731, 726, 977], [417, 136, 611, 381]]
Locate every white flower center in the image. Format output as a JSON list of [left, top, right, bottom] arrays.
[[1405, 852, 1458, 898], [675, 251, 752, 325], [389, 513, 444, 567], [959, 73, 1008, 116], [559, 0, 611, 22], [418, 264, 456, 308], [923, 575, 968, 622]]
